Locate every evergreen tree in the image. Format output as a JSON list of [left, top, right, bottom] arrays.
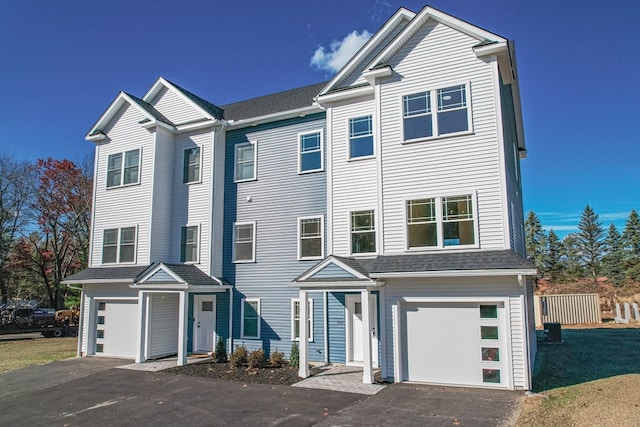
[[602, 224, 625, 286], [544, 229, 564, 282], [576, 205, 604, 279], [525, 211, 546, 275], [562, 234, 584, 280], [622, 209, 640, 281]]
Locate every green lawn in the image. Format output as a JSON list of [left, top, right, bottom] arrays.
[[0, 336, 77, 373]]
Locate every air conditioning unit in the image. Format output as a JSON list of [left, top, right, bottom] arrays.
[[543, 322, 562, 343]]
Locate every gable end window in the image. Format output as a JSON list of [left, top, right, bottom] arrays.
[[107, 149, 140, 188], [233, 222, 255, 263], [181, 225, 199, 263], [234, 142, 256, 182], [183, 147, 201, 184], [298, 216, 324, 260], [349, 116, 374, 159], [102, 226, 136, 264], [241, 299, 260, 339], [406, 194, 476, 249], [299, 130, 323, 173], [350, 210, 376, 254], [403, 83, 470, 141]]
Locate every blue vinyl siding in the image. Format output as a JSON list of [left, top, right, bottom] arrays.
[[223, 114, 327, 359], [312, 263, 358, 279]]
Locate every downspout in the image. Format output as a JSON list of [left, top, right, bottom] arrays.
[[323, 291, 329, 365], [67, 283, 83, 357], [228, 289, 234, 354]]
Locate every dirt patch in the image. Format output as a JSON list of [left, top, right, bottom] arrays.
[[164, 361, 324, 386]]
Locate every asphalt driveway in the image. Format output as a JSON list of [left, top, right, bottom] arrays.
[[0, 358, 523, 426]]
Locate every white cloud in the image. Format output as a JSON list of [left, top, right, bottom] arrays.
[[311, 30, 372, 73]]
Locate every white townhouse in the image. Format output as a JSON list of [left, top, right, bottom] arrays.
[[64, 5, 537, 391]]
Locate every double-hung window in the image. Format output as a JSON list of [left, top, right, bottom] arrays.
[[183, 147, 201, 183], [102, 226, 136, 263], [298, 216, 323, 260], [241, 299, 260, 339], [233, 222, 255, 262], [406, 194, 476, 249], [291, 299, 313, 341], [107, 149, 140, 188], [349, 116, 374, 159], [350, 210, 376, 254], [181, 225, 199, 263], [299, 130, 323, 173], [234, 142, 256, 182], [403, 83, 470, 141]]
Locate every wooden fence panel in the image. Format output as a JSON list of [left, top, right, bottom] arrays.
[[534, 294, 601, 327]]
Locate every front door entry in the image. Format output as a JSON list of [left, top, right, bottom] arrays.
[[346, 294, 378, 366], [193, 295, 216, 353]]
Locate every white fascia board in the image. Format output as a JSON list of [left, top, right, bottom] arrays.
[[176, 119, 224, 133], [318, 8, 416, 96], [144, 77, 220, 122], [291, 282, 379, 291], [508, 42, 526, 152], [370, 268, 538, 279], [224, 105, 323, 130], [362, 66, 393, 85], [315, 85, 374, 105]]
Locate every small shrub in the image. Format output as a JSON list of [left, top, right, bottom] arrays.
[[214, 336, 228, 363], [289, 342, 299, 368], [269, 349, 285, 367], [247, 348, 266, 369], [229, 344, 248, 368]]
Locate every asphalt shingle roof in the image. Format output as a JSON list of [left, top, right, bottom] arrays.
[[125, 93, 175, 126], [220, 81, 328, 121], [166, 80, 224, 120], [63, 265, 151, 283], [160, 263, 231, 286]]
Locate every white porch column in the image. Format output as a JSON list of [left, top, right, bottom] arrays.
[[135, 292, 147, 363], [298, 290, 310, 378], [177, 291, 188, 366], [361, 290, 373, 384]]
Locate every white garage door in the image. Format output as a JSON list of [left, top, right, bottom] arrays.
[[402, 302, 505, 387], [95, 300, 138, 358]]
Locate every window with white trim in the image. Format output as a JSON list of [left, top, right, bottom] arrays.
[[406, 194, 476, 249], [102, 226, 136, 263], [106, 149, 140, 188], [299, 130, 323, 173], [403, 83, 470, 141], [350, 210, 376, 254], [349, 116, 374, 158], [291, 299, 313, 341], [233, 222, 255, 262], [183, 147, 201, 183], [241, 299, 260, 339], [181, 225, 199, 263], [298, 216, 323, 260], [234, 142, 256, 182]]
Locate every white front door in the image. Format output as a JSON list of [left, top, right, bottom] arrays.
[[346, 294, 378, 366], [193, 295, 216, 353]]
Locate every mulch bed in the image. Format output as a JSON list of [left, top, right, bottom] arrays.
[[164, 360, 324, 386]]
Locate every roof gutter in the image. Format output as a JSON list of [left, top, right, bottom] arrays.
[[370, 268, 538, 279], [224, 105, 323, 129]]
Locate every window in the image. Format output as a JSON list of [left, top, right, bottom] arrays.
[[233, 222, 255, 262], [181, 225, 199, 263], [403, 83, 469, 141], [406, 194, 476, 249], [102, 226, 136, 263], [234, 142, 256, 182], [183, 147, 201, 183], [241, 299, 260, 339], [291, 299, 313, 341], [349, 116, 374, 158], [351, 210, 376, 254], [298, 216, 323, 260], [299, 130, 323, 173], [106, 149, 140, 188]]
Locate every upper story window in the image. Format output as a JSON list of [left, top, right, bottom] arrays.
[[299, 130, 323, 173], [107, 149, 140, 188], [233, 222, 255, 263], [181, 225, 199, 263], [298, 216, 324, 260], [403, 83, 470, 142], [234, 141, 256, 182], [349, 116, 374, 159], [183, 147, 201, 184], [350, 210, 376, 254], [406, 194, 476, 249], [102, 226, 136, 263]]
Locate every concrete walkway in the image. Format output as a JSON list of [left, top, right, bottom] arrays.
[[117, 355, 211, 372], [293, 365, 387, 395]]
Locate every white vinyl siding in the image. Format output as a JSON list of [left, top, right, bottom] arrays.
[[148, 126, 174, 262], [148, 85, 203, 125]]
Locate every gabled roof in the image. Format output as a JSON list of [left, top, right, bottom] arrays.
[[294, 255, 375, 283], [221, 81, 328, 123], [137, 263, 231, 287], [143, 77, 224, 121], [85, 92, 174, 141]]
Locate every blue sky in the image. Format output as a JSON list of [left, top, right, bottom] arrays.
[[1, 0, 639, 237]]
